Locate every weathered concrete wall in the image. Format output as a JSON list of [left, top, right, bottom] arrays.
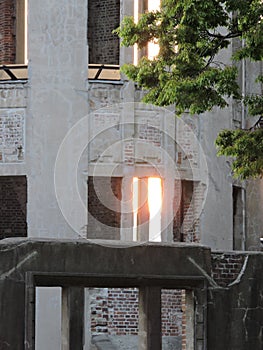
[[27, 0, 89, 238], [208, 252, 263, 350], [246, 179, 263, 250], [0, 238, 210, 349], [0, 239, 262, 350]]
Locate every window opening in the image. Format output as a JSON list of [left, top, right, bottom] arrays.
[[0, 0, 28, 65], [133, 176, 162, 241], [133, 0, 160, 64]]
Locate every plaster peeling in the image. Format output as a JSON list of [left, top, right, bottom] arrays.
[[188, 256, 223, 289], [0, 251, 38, 280], [228, 255, 249, 287]]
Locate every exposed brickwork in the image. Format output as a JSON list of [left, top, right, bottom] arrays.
[[173, 180, 183, 241], [173, 180, 202, 243], [87, 177, 122, 239], [88, 0, 120, 64], [181, 290, 186, 350], [90, 288, 109, 334], [0, 109, 25, 162], [0, 0, 16, 64], [0, 175, 27, 239], [162, 289, 183, 337], [108, 288, 139, 335], [138, 124, 161, 147], [124, 140, 134, 165], [91, 288, 183, 338], [176, 117, 199, 169], [211, 253, 245, 287]]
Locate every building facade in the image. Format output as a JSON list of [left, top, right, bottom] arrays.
[[0, 0, 262, 349]]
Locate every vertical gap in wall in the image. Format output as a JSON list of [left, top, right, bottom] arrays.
[[233, 186, 244, 250], [148, 177, 162, 241], [134, 0, 139, 65], [133, 177, 139, 241], [24, 0, 28, 63], [161, 289, 184, 350], [133, 177, 162, 241], [15, 0, 28, 63], [147, 0, 160, 60], [35, 287, 62, 350]]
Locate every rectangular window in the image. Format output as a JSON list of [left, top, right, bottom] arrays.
[[88, 0, 120, 65], [134, 0, 160, 64], [0, 0, 27, 64], [233, 185, 245, 250], [87, 176, 122, 239], [133, 176, 162, 242], [0, 175, 27, 239]]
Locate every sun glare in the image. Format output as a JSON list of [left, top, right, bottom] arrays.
[[134, 0, 139, 65], [148, 177, 162, 241], [134, 0, 160, 64], [133, 177, 162, 242], [133, 177, 139, 241], [147, 0, 160, 60]]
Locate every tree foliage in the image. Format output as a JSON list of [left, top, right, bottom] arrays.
[[115, 0, 263, 179]]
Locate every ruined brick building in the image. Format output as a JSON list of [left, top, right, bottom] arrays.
[[0, 1, 262, 349]]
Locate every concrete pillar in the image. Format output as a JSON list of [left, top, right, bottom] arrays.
[[62, 287, 84, 350], [185, 290, 195, 350], [121, 176, 134, 241], [137, 177, 149, 241], [138, 286, 161, 350]]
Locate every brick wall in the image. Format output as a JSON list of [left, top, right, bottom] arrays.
[[108, 288, 138, 335], [211, 253, 245, 287], [0, 175, 27, 239], [87, 176, 122, 239], [88, 0, 120, 64], [0, 0, 16, 64], [173, 180, 201, 243], [91, 288, 183, 338]]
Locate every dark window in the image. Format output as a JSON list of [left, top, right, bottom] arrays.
[[0, 0, 16, 64], [173, 180, 194, 242], [0, 175, 27, 239], [87, 176, 122, 239], [0, 0, 27, 65], [88, 0, 120, 65], [233, 186, 244, 250]]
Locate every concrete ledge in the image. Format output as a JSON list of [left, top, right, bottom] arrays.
[[0, 238, 211, 287]]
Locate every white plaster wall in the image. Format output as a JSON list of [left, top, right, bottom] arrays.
[[27, 0, 89, 239], [27, 1, 89, 348], [199, 107, 233, 250]]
